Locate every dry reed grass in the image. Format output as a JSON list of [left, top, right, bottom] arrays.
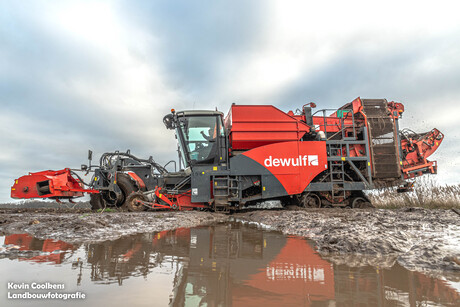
[[368, 176, 460, 208]]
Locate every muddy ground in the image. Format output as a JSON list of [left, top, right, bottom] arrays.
[[236, 207, 460, 280], [0, 209, 227, 243], [1, 206, 459, 281]]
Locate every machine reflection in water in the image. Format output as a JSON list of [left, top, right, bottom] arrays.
[[4, 234, 75, 264], [2, 223, 459, 306]]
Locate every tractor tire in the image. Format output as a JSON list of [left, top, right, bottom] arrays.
[[103, 191, 123, 207], [300, 193, 322, 208], [90, 194, 104, 211], [351, 197, 374, 208], [116, 173, 139, 208], [125, 192, 148, 212]]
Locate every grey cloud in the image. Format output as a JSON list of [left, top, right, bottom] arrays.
[[273, 33, 460, 111], [0, 1, 181, 202], [121, 0, 269, 98]]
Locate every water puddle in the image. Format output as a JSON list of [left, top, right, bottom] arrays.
[[0, 222, 459, 306]]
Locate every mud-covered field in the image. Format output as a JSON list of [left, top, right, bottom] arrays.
[[0, 209, 227, 243], [237, 207, 460, 280], [1, 206, 459, 281]]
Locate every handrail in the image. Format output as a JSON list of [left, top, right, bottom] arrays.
[[164, 160, 177, 172]]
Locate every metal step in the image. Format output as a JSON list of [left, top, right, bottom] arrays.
[[212, 176, 239, 211], [329, 159, 346, 201]]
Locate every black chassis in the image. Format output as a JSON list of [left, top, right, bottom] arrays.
[[88, 151, 164, 205]]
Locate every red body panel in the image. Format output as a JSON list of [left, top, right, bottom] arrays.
[[226, 105, 310, 151], [243, 141, 328, 195]]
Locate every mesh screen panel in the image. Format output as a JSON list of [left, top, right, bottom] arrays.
[[363, 99, 401, 179]]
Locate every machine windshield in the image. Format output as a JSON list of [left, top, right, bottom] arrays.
[[177, 115, 222, 166]]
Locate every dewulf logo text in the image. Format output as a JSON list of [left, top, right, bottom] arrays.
[[264, 155, 319, 167]]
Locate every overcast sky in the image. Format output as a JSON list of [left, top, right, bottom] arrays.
[[1, 0, 459, 203]]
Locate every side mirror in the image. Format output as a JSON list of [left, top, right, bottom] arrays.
[[88, 150, 93, 161], [81, 164, 88, 171]]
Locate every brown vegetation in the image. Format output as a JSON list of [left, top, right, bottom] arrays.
[[368, 177, 460, 209]]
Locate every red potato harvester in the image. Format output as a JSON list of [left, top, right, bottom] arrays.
[[11, 98, 443, 211]]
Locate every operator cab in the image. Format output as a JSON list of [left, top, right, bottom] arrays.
[[163, 110, 228, 170]]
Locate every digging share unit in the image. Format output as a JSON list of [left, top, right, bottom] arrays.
[[11, 98, 443, 211]]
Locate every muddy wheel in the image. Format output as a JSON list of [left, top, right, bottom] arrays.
[[116, 174, 139, 207], [300, 193, 321, 208], [351, 197, 367, 208], [125, 192, 148, 212], [103, 191, 123, 207], [90, 194, 104, 211]]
